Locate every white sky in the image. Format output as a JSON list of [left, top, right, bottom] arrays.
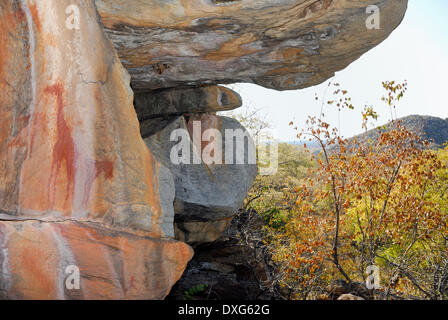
[[228, 0, 448, 142]]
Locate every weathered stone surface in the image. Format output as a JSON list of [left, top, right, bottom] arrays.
[[168, 239, 264, 300], [96, 0, 408, 91], [0, 220, 192, 300], [326, 280, 373, 300], [168, 212, 270, 300], [174, 217, 234, 245], [0, 0, 173, 236], [135, 85, 242, 121], [144, 114, 258, 244], [0, 0, 192, 299]]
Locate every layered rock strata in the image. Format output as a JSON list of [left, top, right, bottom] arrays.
[[144, 114, 257, 245], [0, 0, 408, 300], [96, 0, 408, 91], [0, 0, 192, 299]]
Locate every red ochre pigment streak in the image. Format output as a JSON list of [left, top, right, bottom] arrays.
[[82, 159, 115, 208], [44, 83, 76, 212], [95, 160, 115, 180]]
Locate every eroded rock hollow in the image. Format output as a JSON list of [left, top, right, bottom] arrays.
[[0, 0, 407, 299]]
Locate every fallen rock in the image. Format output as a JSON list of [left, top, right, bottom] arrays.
[[134, 85, 242, 121], [96, 0, 408, 90], [167, 235, 266, 300], [168, 210, 271, 300], [175, 217, 234, 245], [0, 0, 191, 299], [144, 114, 258, 244], [326, 280, 373, 300], [337, 294, 365, 301]]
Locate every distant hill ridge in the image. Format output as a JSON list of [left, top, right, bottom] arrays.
[[351, 115, 448, 149]]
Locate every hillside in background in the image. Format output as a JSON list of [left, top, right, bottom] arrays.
[[351, 115, 448, 148]]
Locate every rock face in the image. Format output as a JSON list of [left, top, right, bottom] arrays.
[[96, 0, 408, 91], [0, 0, 408, 300], [0, 0, 192, 299], [144, 114, 258, 245], [0, 220, 192, 300]]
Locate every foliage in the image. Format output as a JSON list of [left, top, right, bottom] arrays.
[[240, 81, 448, 300], [183, 284, 208, 300]]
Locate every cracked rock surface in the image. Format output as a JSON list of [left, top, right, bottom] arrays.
[[144, 114, 258, 245], [0, 0, 191, 299]]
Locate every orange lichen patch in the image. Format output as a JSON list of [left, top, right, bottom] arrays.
[[281, 47, 305, 63], [204, 33, 258, 60], [264, 66, 293, 77], [5, 222, 61, 299], [119, 48, 155, 69], [0, 221, 193, 300]]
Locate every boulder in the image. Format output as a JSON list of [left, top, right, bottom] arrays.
[[326, 280, 373, 300], [96, 0, 408, 90], [135, 85, 242, 121], [337, 294, 365, 301], [168, 211, 271, 300], [144, 114, 258, 244], [175, 217, 234, 245], [140, 116, 180, 139], [0, 0, 192, 299]]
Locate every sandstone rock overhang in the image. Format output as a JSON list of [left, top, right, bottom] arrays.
[[96, 0, 408, 91], [0, 0, 408, 300]]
